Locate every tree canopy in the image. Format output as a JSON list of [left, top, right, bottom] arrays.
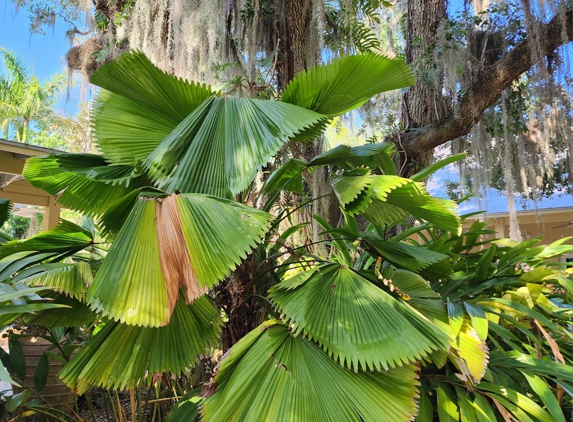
[[11, 0, 573, 238]]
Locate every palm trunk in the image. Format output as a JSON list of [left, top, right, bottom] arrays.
[[217, 0, 334, 355]]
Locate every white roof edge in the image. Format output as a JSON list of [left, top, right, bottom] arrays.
[[465, 206, 573, 219], [0, 138, 66, 156]]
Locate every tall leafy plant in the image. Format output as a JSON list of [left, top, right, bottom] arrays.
[[0, 48, 65, 142], [5, 49, 570, 421], [18, 50, 435, 408]]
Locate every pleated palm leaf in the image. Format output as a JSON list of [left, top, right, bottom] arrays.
[[23, 154, 148, 217], [282, 54, 415, 142], [89, 51, 326, 198], [87, 194, 272, 327], [0, 284, 70, 320], [15, 261, 92, 300], [263, 145, 462, 235], [24, 291, 97, 328], [143, 96, 326, 196], [202, 320, 420, 422], [332, 170, 461, 234], [0, 218, 97, 329], [59, 296, 222, 394], [269, 263, 451, 371], [0, 221, 94, 293]]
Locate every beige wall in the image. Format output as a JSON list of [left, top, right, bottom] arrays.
[[0, 148, 61, 230], [463, 208, 573, 261]]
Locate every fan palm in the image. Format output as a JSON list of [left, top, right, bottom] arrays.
[[17, 50, 569, 422]]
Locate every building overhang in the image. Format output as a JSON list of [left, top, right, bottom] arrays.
[[0, 139, 65, 230]]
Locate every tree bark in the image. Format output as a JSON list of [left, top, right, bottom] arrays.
[[398, 0, 448, 177], [396, 5, 573, 173], [282, 0, 340, 255]]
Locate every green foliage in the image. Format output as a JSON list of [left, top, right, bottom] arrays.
[[403, 219, 573, 421], [203, 321, 420, 422], [2, 50, 571, 422], [2, 214, 29, 240], [269, 263, 450, 371], [60, 296, 222, 394], [87, 194, 272, 327], [23, 153, 149, 217], [282, 53, 415, 116], [0, 48, 65, 142], [0, 219, 93, 260]]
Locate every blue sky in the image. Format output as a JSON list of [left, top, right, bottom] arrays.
[[0, 0, 82, 115], [427, 167, 573, 215]]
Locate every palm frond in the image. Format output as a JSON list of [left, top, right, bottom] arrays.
[[24, 292, 97, 327], [477, 381, 556, 422], [332, 172, 461, 234], [282, 54, 415, 116], [387, 269, 441, 299], [91, 51, 214, 124], [92, 89, 183, 166], [97, 188, 148, 237], [0, 48, 30, 85], [60, 296, 222, 395], [88, 199, 168, 327], [202, 320, 420, 422], [176, 194, 272, 287], [167, 389, 201, 422], [332, 168, 374, 204], [0, 220, 93, 260], [91, 51, 325, 194], [16, 263, 90, 300], [91, 50, 215, 166], [144, 97, 325, 196], [363, 233, 449, 272], [23, 154, 148, 217], [88, 194, 272, 327], [0, 252, 57, 282], [269, 264, 451, 371], [262, 158, 307, 195], [0, 230, 13, 244], [308, 142, 395, 170], [382, 180, 461, 235], [0, 283, 70, 316]]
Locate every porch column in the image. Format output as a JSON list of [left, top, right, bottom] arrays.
[[42, 196, 61, 231]]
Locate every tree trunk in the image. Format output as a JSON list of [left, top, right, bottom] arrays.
[[218, 0, 335, 354], [283, 0, 340, 256], [398, 0, 448, 177]]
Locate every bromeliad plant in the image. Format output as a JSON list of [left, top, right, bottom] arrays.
[[410, 219, 573, 422], [1, 49, 570, 421]]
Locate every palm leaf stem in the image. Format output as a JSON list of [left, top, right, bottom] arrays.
[[259, 237, 356, 268], [260, 168, 306, 211], [268, 193, 332, 230]]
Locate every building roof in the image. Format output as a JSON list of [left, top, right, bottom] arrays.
[[0, 139, 65, 207], [0, 138, 65, 158]]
